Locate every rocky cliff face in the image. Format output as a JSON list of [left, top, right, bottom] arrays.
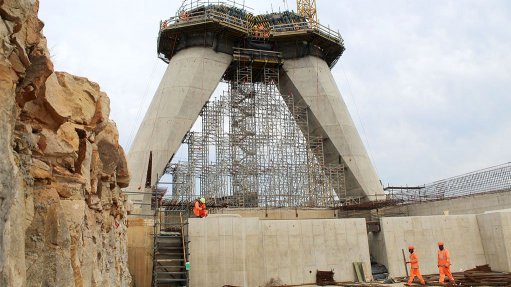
[[0, 1, 131, 286]]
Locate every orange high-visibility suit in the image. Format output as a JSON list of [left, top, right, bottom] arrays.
[[193, 201, 208, 218], [437, 249, 455, 283], [407, 252, 425, 285]]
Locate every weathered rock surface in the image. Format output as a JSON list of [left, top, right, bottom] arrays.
[[0, 1, 131, 286]]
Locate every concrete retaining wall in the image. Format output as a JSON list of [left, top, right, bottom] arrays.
[[127, 218, 154, 287], [477, 210, 511, 272], [381, 191, 511, 217], [369, 215, 486, 277], [188, 215, 371, 287]]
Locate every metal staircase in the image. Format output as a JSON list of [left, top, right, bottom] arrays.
[[153, 198, 190, 287], [153, 233, 187, 286]]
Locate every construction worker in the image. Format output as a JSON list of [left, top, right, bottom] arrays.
[[193, 197, 208, 218], [406, 245, 426, 286], [437, 241, 455, 284]]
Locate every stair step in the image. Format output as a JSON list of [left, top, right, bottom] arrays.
[[156, 245, 182, 249], [156, 235, 182, 239], [156, 259, 185, 262], [156, 249, 183, 253], [155, 257, 184, 261], [156, 241, 183, 247], [154, 266, 186, 270], [155, 271, 187, 275], [156, 238, 182, 242], [157, 247, 182, 250], [155, 278, 187, 283], [154, 253, 184, 259], [156, 244, 182, 248]]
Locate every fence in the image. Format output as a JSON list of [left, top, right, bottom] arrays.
[[385, 162, 511, 203]]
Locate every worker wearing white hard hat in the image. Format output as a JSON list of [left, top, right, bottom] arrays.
[[193, 197, 208, 218]]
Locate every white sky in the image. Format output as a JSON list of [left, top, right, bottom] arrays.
[[39, 0, 511, 186]]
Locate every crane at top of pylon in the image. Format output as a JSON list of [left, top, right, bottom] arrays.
[[296, 0, 318, 28]]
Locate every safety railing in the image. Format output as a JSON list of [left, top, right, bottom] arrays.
[[160, 4, 343, 45], [385, 162, 511, 203], [178, 0, 253, 15], [270, 21, 343, 44], [160, 7, 251, 33]]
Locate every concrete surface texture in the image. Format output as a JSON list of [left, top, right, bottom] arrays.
[[127, 218, 155, 287], [188, 215, 372, 287], [126, 47, 232, 203], [477, 209, 511, 272], [381, 190, 511, 217], [279, 55, 384, 198], [369, 215, 487, 277]]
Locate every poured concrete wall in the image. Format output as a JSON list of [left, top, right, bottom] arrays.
[[381, 190, 511, 217], [369, 215, 486, 277], [477, 210, 511, 272], [188, 215, 371, 286], [279, 56, 383, 198], [126, 47, 232, 204], [127, 218, 154, 287]]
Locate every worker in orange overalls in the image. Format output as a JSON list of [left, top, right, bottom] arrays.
[[193, 197, 208, 218], [406, 245, 426, 286], [437, 241, 455, 284]]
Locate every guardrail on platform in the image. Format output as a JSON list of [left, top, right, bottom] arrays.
[[159, 4, 343, 45], [160, 8, 251, 33], [178, 0, 253, 15]]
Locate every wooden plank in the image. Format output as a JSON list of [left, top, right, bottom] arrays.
[[353, 262, 363, 282]]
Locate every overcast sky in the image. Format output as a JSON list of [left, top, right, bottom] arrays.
[[39, 0, 511, 186]]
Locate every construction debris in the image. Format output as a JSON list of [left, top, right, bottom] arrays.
[[316, 270, 335, 285], [257, 264, 511, 287], [371, 262, 389, 280], [397, 264, 511, 286]]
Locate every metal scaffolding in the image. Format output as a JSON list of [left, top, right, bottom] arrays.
[[164, 48, 345, 208]]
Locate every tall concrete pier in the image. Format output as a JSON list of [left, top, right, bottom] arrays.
[[126, 1, 384, 209], [127, 47, 232, 204], [280, 56, 382, 196]]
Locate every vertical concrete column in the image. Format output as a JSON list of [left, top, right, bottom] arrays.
[[477, 210, 511, 272], [127, 47, 232, 204], [279, 56, 383, 198]]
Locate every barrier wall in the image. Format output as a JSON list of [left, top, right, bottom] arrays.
[[477, 209, 511, 272], [127, 218, 154, 287], [369, 209, 511, 277], [369, 215, 486, 277], [188, 215, 372, 286], [381, 190, 511, 217]]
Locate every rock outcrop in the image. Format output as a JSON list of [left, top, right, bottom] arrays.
[[0, 1, 131, 286]]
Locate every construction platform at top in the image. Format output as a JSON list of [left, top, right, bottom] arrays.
[[156, 0, 345, 72]]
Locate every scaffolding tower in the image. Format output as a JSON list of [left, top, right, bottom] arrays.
[[164, 48, 345, 208]]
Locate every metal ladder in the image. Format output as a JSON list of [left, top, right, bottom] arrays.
[[152, 198, 190, 287]]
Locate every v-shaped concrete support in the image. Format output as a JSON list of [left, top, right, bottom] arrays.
[[126, 47, 383, 206]]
